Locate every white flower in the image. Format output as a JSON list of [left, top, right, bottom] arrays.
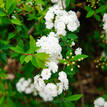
[[39, 91, 53, 101], [57, 29, 66, 36], [16, 78, 35, 94], [46, 61, 58, 73], [36, 34, 62, 62], [57, 83, 63, 95], [71, 42, 75, 46], [25, 84, 34, 94], [103, 13, 107, 33], [39, 83, 57, 101], [51, 0, 58, 3], [94, 97, 105, 107], [62, 78, 69, 90], [44, 83, 57, 97], [48, 32, 58, 38], [45, 21, 54, 29], [11, 15, 16, 19], [75, 48, 82, 55], [58, 71, 69, 90], [34, 75, 45, 92], [44, 11, 54, 21], [104, 102, 107, 107], [55, 21, 65, 31], [103, 13, 107, 23], [41, 69, 51, 80], [58, 71, 67, 81]]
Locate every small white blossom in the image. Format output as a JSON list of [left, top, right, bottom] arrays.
[[71, 42, 75, 46], [41, 69, 51, 80], [94, 97, 105, 107], [103, 13, 107, 33], [58, 71, 69, 90], [45, 21, 54, 29], [46, 61, 58, 73], [57, 83, 63, 95], [34, 75, 45, 92], [16, 78, 35, 94], [75, 48, 82, 55]]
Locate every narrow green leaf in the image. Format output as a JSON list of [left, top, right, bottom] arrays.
[[29, 36, 37, 53], [0, 96, 5, 105], [11, 18, 22, 25], [72, 54, 88, 61], [65, 94, 83, 101], [11, 46, 24, 53]]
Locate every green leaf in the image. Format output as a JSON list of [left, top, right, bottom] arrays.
[[6, 0, 16, 14], [65, 94, 83, 101], [35, 0, 45, 6], [36, 52, 49, 62], [0, 8, 6, 16], [11, 18, 22, 25], [96, 4, 107, 14], [66, 33, 78, 40], [20, 55, 26, 64], [0, 96, 5, 105], [0, 53, 7, 62], [31, 55, 46, 69], [31, 56, 40, 68], [86, 10, 94, 18], [24, 55, 32, 63], [11, 46, 24, 53], [0, 69, 7, 79], [64, 102, 75, 107], [29, 36, 39, 53], [72, 54, 88, 61], [8, 33, 15, 40], [0, 0, 5, 8], [0, 41, 10, 50], [94, 14, 101, 21], [66, 0, 71, 7]]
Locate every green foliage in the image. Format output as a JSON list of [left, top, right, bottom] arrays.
[[6, 0, 16, 14], [65, 94, 83, 101], [0, 0, 107, 106]]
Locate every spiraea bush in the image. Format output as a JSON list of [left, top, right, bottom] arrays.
[[0, 0, 107, 107]]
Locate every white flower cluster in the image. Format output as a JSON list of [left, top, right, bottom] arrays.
[[36, 32, 62, 63], [16, 78, 35, 94], [16, 0, 81, 102], [16, 71, 69, 101], [33, 71, 68, 101], [94, 97, 107, 107], [44, 4, 80, 36], [103, 13, 107, 33]]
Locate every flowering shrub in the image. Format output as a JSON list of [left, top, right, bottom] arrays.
[[0, 0, 107, 107]]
